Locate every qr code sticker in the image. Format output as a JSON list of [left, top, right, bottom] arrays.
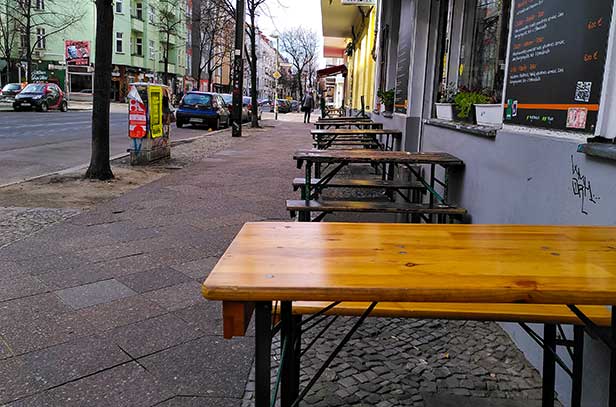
[[575, 81, 592, 102]]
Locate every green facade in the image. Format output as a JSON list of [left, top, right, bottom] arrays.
[[2, 0, 187, 91]]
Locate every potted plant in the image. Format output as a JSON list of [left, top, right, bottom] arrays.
[[435, 82, 457, 120], [454, 89, 491, 123], [473, 90, 503, 128], [377, 89, 395, 113]]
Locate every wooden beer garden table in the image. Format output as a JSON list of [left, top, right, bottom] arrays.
[[202, 222, 616, 407], [311, 129, 401, 151], [314, 121, 384, 130]]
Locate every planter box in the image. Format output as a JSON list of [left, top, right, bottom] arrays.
[[435, 103, 454, 121], [474, 104, 503, 128]]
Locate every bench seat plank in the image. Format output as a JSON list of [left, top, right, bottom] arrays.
[[288, 302, 613, 327], [292, 177, 426, 191], [286, 199, 467, 215]]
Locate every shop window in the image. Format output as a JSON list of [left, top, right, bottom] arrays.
[[378, 24, 390, 93], [436, 0, 511, 106], [457, 0, 511, 101]]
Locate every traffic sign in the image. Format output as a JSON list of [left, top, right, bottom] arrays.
[[272, 71, 281, 80]]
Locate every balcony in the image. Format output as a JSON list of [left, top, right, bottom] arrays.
[[131, 55, 145, 67], [131, 17, 144, 32]]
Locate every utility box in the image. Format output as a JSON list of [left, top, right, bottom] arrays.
[[127, 83, 173, 165]]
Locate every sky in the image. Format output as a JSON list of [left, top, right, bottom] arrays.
[[256, 0, 325, 66]]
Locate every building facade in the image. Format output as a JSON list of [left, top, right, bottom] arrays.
[[322, 0, 616, 405], [1, 0, 188, 100], [243, 28, 279, 100]]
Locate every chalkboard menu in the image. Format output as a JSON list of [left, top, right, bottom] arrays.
[[504, 0, 613, 131], [394, 3, 413, 113]]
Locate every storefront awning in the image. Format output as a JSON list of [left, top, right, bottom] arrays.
[[317, 64, 348, 78]]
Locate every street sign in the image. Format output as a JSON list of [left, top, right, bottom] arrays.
[[272, 71, 281, 80]]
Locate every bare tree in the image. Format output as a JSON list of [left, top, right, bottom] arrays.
[[219, 0, 267, 128], [194, 0, 233, 91], [279, 27, 317, 100], [85, 0, 114, 180], [0, 1, 19, 83], [154, 0, 186, 86], [5, 0, 84, 83]]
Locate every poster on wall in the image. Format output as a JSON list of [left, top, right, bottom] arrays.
[[148, 86, 163, 139], [504, 0, 613, 131], [128, 86, 147, 139], [65, 40, 90, 66]]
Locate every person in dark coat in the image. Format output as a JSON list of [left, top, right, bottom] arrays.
[[301, 90, 315, 123]]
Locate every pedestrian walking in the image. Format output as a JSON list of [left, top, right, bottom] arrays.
[[301, 90, 315, 123]]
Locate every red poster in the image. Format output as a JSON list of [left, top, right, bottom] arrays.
[[65, 40, 90, 66], [128, 86, 147, 139]]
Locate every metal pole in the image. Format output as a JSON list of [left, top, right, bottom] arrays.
[[542, 324, 556, 407], [275, 36, 279, 121], [231, 0, 245, 137]]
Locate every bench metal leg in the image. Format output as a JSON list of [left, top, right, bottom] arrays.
[[542, 324, 557, 407], [571, 325, 584, 407], [610, 307, 616, 407], [280, 302, 300, 407], [255, 302, 272, 407]]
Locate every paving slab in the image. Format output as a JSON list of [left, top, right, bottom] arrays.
[[116, 265, 193, 293], [141, 280, 205, 311], [76, 295, 168, 333], [55, 279, 137, 310], [104, 313, 202, 358]]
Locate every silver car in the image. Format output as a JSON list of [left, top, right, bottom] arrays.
[[221, 93, 250, 122]]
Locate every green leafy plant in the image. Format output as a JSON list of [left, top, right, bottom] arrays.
[[454, 90, 491, 120], [377, 89, 395, 112]]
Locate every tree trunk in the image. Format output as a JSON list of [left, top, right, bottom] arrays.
[[163, 33, 170, 85], [85, 0, 114, 180], [25, 3, 32, 83]]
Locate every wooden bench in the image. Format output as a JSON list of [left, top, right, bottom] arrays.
[[283, 301, 611, 407], [291, 177, 426, 192], [285, 302, 612, 327], [286, 199, 467, 222], [315, 122, 383, 130]]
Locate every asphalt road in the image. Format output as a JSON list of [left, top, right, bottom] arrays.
[[0, 110, 210, 186]]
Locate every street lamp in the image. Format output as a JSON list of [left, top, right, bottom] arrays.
[[271, 34, 279, 121]]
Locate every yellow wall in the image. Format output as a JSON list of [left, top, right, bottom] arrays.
[[348, 9, 377, 111]]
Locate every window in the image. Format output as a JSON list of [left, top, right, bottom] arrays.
[[436, 0, 511, 105], [457, 0, 511, 101], [135, 2, 143, 20], [35, 0, 44, 10], [115, 0, 123, 13], [20, 32, 27, 50], [134, 37, 143, 56], [115, 32, 123, 53], [148, 5, 155, 24], [36, 28, 46, 49], [378, 24, 390, 93], [149, 40, 155, 59]]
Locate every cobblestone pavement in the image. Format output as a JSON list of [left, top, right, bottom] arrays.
[[242, 317, 555, 407], [0, 207, 81, 249]]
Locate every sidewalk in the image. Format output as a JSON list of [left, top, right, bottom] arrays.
[[1, 119, 549, 406], [0, 120, 307, 406]]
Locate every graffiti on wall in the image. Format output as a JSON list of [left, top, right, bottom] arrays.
[[571, 155, 600, 215]]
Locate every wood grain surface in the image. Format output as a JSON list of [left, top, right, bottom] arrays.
[[294, 149, 465, 166], [202, 222, 616, 305], [288, 302, 613, 326]]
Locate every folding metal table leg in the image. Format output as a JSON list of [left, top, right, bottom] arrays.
[[255, 302, 272, 407], [610, 307, 616, 407], [571, 325, 584, 407], [281, 301, 298, 407], [542, 324, 557, 407]]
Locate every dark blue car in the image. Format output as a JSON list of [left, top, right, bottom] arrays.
[[176, 92, 230, 129]]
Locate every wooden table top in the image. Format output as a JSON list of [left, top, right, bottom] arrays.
[[294, 149, 465, 166], [311, 129, 401, 136], [202, 222, 616, 305], [317, 117, 373, 122]]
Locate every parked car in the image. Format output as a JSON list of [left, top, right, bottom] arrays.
[[276, 99, 291, 113], [290, 100, 300, 112], [243, 96, 262, 120], [0, 83, 22, 101], [259, 99, 273, 112], [176, 92, 230, 129], [221, 93, 249, 122], [13, 83, 67, 112]]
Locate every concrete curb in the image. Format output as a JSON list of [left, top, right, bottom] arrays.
[[0, 124, 240, 189]]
